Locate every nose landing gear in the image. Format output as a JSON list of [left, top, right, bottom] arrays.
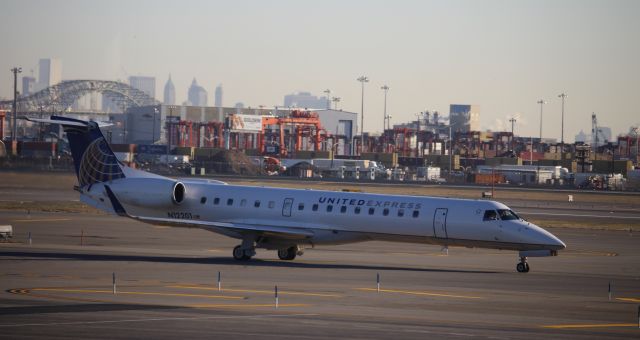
[[516, 256, 530, 273]]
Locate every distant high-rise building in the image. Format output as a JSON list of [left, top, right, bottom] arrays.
[[188, 78, 208, 107], [38, 58, 62, 90], [283, 92, 327, 109], [449, 104, 480, 132], [163, 75, 176, 105], [215, 84, 223, 107], [22, 76, 36, 97], [129, 76, 156, 99]]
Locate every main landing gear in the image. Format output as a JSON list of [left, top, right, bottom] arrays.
[[232, 242, 303, 262], [232, 238, 256, 261], [233, 245, 254, 261], [277, 246, 299, 261], [516, 256, 530, 273]]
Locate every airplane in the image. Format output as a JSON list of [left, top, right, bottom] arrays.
[[28, 115, 565, 273]]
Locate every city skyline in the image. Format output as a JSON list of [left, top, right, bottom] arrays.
[[1, 0, 638, 141]]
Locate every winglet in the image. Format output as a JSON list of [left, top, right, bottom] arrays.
[[104, 185, 128, 217]]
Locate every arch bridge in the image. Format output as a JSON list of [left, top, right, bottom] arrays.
[[0, 80, 159, 112]]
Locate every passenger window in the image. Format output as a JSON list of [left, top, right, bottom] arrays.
[[483, 210, 498, 221], [298, 203, 305, 211], [326, 205, 333, 212], [340, 206, 347, 213], [312, 204, 319, 211], [240, 199, 247, 207], [213, 197, 220, 205], [268, 201, 275, 209], [200, 197, 207, 204], [383, 208, 389, 216], [412, 210, 419, 218], [354, 206, 361, 214], [398, 209, 404, 217], [254, 200, 261, 208], [227, 198, 234, 206], [368, 207, 375, 215]]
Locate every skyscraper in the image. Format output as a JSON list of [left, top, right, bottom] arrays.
[[38, 58, 62, 90], [22, 76, 36, 97], [164, 75, 176, 105], [215, 84, 223, 107], [129, 76, 156, 99], [188, 78, 208, 106]]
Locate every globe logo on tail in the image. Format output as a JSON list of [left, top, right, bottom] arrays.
[[78, 137, 125, 187]]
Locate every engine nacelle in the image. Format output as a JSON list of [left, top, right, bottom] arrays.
[[107, 178, 186, 207]]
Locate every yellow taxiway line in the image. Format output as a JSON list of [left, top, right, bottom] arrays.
[[31, 288, 244, 300], [356, 288, 483, 299], [12, 218, 72, 222], [542, 323, 637, 329], [169, 285, 342, 298], [190, 303, 310, 308], [616, 297, 640, 303]]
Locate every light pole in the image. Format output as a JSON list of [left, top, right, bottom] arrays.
[[323, 89, 331, 109], [448, 123, 457, 180], [381, 85, 389, 132], [558, 93, 567, 155], [537, 99, 546, 152], [10, 67, 22, 142], [509, 117, 516, 151], [331, 97, 341, 110], [357, 76, 369, 154], [153, 107, 159, 144]]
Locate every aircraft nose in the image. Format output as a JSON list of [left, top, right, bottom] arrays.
[[547, 233, 566, 250], [533, 225, 566, 250]]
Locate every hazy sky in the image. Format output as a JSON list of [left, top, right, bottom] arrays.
[[1, 0, 639, 141]]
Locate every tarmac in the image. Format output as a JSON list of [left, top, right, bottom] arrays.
[[1, 182, 639, 339]]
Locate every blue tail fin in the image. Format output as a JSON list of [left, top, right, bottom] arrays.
[[34, 116, 126, 186]]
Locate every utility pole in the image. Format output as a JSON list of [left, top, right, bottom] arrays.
[[11, 67, 22, 142], [509, 118, 516, 151], [323, 89, 331, 109], [356, 76, 369, 155], [558, 93, 567, 157], [381, 85, 389, 132]]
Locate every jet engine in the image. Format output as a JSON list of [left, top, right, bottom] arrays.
[[107, 178, 186, 207]]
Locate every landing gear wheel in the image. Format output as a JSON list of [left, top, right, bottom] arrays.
[[233, 245, 251, 261], [516, 257, 530, 273], [277, 247, 297, 261]]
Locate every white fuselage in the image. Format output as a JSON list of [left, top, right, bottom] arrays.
[[83, 177, 565, 253]]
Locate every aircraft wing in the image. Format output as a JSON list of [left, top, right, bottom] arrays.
[[136, 216, 314, 240]]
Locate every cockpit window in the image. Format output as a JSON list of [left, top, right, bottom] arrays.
[[483, 210, 498, 221], [498, 209, 520, 220]]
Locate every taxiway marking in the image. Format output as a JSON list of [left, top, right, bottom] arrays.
[[524, 212, 640, 220], [169, 285, 342, 298], [11, 218, 72, 222], [31, 288, 244, 300], [0, 313, 319, 328], [356, 288, 483, 299], [542, 323, 637, 329], [190, 303, 310, 308], [616, 297, 640, 303]]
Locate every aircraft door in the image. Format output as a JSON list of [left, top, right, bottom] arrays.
[[282, 198, 294, 217], [433, 208, 448, 238]]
